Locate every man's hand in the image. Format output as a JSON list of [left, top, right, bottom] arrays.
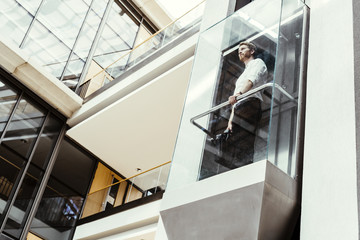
[[228, 94, 239, 105], [226, 122, 233, 132]]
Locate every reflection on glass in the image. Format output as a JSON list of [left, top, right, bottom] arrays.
[[30, 177, 84, 240], [2, 96, 46, 159], [0, 0, 34, 46], [3, 165, 42, 239]]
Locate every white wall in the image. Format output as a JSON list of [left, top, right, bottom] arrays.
[[301, 0, 359, 239], [73, 201, 161, 240]]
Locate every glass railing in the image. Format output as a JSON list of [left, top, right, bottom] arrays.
[[165, 0, 309, 191], [77, 0, 206, 99], [81, 161, 171, 218]]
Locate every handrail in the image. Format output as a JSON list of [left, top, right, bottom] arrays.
[[0, 154, 65, 199], [81, 0, 206, 87], [88, 160, 171, 195], [190, 83, 296, 138]]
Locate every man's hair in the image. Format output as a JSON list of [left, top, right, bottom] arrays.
[[239, 42, 257, 53]]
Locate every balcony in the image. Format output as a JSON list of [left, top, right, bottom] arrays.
[[77, 1, 205, 99], [74, 162, 171, 239]]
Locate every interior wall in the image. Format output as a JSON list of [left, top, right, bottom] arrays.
[[301, 0, 359, 239], [81, 163, 124, 218], [353, 0, 360, 237]]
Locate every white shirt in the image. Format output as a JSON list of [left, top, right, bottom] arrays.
[[234, 58, 268, 102]]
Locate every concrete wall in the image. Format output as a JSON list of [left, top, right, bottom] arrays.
[[353, 0, 360, 238], [301, 0, 359, 239]]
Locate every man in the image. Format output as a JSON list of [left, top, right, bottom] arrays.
[[224, 42, 267, 168]]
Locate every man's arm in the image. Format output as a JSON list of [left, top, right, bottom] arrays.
[[228, 80, 253, 105], [227, 80, 253, 131]]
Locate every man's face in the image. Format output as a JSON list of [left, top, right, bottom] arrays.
[[238, 45, 254, 62]]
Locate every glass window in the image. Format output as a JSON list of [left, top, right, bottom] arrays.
[[51, 139, 95, 196], [92, 2, 139, 77], [0, 0, 34, 46], [0, 145, 24, 216], [0, 68, 67, 239], [72, 10, 100, 59], [2, 96, 46, 159], [61, 8, 102, 87], [30, 138, 96, 239], [106, 4, 138, 47], [0, 80, 19, 136], [94, 25, 132, 58], [61, 55, 86, 89], [30, 177, 83, 240], [31, 114, 63, 170], [3, 164, 43, 239], [2, 114, 63, 236]]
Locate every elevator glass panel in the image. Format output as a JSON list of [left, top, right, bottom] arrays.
[[167, 0, 308, 190]]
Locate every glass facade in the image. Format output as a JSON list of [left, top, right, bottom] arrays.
[[92, 1, 138, 79], [167, 0, 308, 190], [0, 0, 144, 91], [28, 138, 96, 240], [78, 0, 206, 98], [0, 70, 97, 240]]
